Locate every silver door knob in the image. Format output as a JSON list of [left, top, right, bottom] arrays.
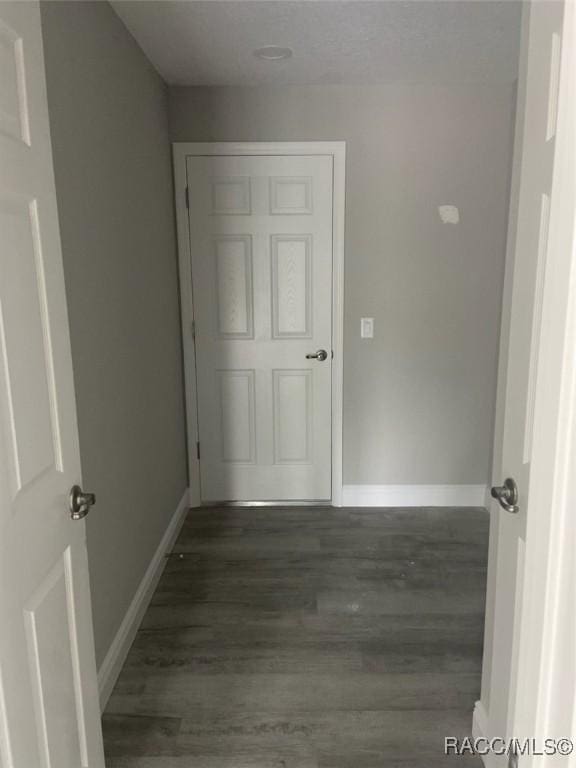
[[491, 477, 519, 514], [69, 485, 96, 521], [306, 349, 328, 361]]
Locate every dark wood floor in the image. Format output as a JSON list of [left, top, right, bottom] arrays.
[[103, 506, 488, 767]]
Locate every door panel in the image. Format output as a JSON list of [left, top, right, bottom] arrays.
[[187, 154, 333, 501], [214, 235, 253, 338], [0, 194, 62, 494], [0, 14, 30, 146], [0, 3, 104, 766], [219, 369, 256, 464], [273, 369, 312, 464], [24, 551, 85, 768], [271, 234, 312, 338]]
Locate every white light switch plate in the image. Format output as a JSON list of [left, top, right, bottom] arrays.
[[361, 317, 374, 338], [438, 205, 460, 224]]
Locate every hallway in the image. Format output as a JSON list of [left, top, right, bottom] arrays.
[[103, 507, 487, 766]]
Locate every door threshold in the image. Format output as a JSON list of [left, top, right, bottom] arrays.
[[200, 500, 333, 507]]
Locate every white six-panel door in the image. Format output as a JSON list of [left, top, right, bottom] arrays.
[[187, 154, 334, 501], [0, 3, 104, 766]]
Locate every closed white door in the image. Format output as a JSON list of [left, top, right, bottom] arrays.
[[0, 3, 104, 767], [483, 0, 564, 746], [187, 154, 333, 501]]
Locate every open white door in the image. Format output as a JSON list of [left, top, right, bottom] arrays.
[[478, 0, 568, 760], [0, 2, 105, 766]]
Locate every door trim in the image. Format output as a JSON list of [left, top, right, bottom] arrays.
[[173, 142, 346, 506]]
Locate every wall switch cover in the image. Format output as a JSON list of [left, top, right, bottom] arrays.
[[361, 317, 374, 338], [438, 205, 460, 224]]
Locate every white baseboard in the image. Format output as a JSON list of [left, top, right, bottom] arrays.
[[97, 488, 190, 710], [342, 484, 488, 507]]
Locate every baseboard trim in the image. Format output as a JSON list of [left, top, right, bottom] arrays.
[[97, 488, 190, 711], [342, 484, 488, 507]]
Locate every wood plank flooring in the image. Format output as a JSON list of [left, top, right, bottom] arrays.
[[103, 506, 487, 767]]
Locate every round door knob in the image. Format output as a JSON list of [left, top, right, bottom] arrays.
[[69, 485, 96, 521], [491, 477, 519, 514], [305, 349, 328, 361]]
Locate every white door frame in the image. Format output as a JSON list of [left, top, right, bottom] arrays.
[[173, 142, 346, 507]]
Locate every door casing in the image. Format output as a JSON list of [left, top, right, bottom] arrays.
[[173, 142, 346, 507]]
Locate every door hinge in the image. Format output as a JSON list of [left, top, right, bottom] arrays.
[[185, 186, 190, 209], [190, 320, 196, 339], [196, 441, 200, 460]]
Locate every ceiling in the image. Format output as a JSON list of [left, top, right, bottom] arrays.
[[111, 1, 522, 87]]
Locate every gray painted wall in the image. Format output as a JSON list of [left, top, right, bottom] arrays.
[[169, 85, 516, 486], [41, 1, 187, 667]]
